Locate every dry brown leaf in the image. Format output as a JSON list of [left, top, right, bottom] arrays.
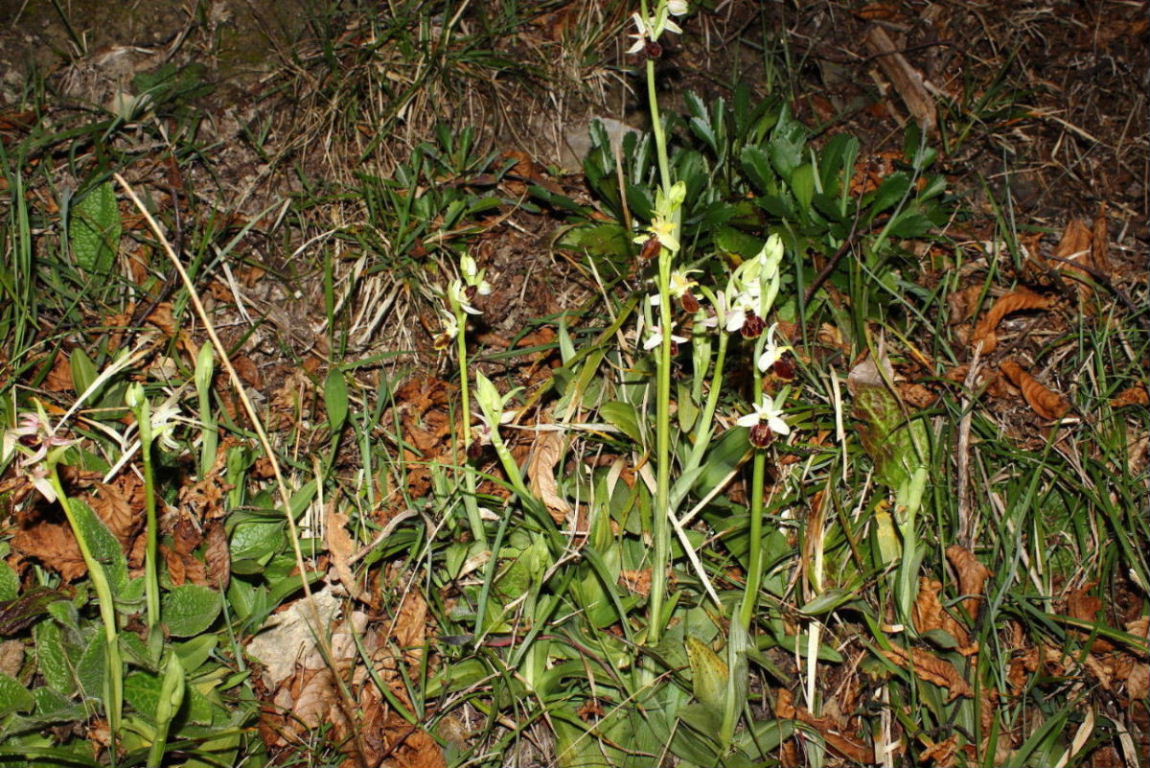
[[775, 688, 875, 763], [392, 585, 429, 660], [1091, 204, 1112, 276], [12, 520, 87, 581], [946, 545, 994, 619], [920, 735, 962, 767], [1110, 384, 1150, 409], [89, 479, 142, 545], [0, 639, 23, 678], [947, 284, 985, 324], [884, 643, 974, 700], [43, 353, 74, 393], [526, 424, 572, 524], [231, 356, 263, 390], [1053, 218, 1094, 304], [1000, 360, 1071, 420], [202, 521, 230, 591], [971, 289, 1053, 354], [1008, 647, 1039, 696], [1084, 653, 1113, 690], [1126, 617, 1150, 658], [618, 569, 652, 598], [162, 546, 208, 587], [864, 25, 937, 131], [912, 578, 975, 653], [325, 503, 362, 601], [1128, 662, 1150, 701], [1065, 583, 1116, 653]]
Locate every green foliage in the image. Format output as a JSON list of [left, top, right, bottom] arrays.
[[68, 181, 121, 277]]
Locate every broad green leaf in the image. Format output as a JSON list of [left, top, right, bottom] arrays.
[[847, 357, 927, 493], [230, 518, 285, 562], [162, 584, 220, 637], [790, 162, 816, 214], [557, 222, 632, 259], [69, 348, 99, 401], [174, 634, 218, 674], [865, 171, 911, 215], [123, 671, 162, 721], [69, 181, 121, 275], [599, 401, 644, 445], [0, 672, 34, 715], [69, 499, 129, 595], [713, 227, 764, 261], [768, 106, 808, 180], [887, 210, 936, 238], [34, 686, 86, 719], [75, 630, 107, 701], [685, 635, 728, 713], [0, 560, 17, 600], [799, 588, 858, 616], [324, 369, 349, 434], [693, 427, 749, 498], [739, 145, 774, 194], [35, 620, 74, 695]]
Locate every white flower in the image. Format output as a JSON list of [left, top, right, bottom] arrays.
[[725, 289, 760, 333], [149, 400, 184, 453], [434, 311, 459, 349], [460, 253, 492, 296], [736, 397, 790, 436], [666, 0, 689, 16], [449, 279, 482, 315], [2, 411, 77, 502], [648, 270, 700, 306], [642, 323, 688, 351], [755, 323, 792, 372], [626, 12, 653, 54]]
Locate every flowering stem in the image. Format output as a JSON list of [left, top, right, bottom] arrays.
[[47, 464, 123, 749], [649, 246, 674, 644], [687, 329, 729, 468], [645, 52, 678, 645], [454, 304, 488, 547], [739, 332, 771, 630], [136, 400, 161, 632], [646, 58, 672, 195]]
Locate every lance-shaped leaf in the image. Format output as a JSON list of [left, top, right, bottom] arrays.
[[847, 356, 927, 493]]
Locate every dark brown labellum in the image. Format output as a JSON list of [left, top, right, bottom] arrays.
[[464, 285, 479, 303], [740, 312, 766, 339], [772, 357, 796, 380], [645, 40, 663, 59], [749, 422, 774, 448], [639, 236, 661, 262], [466, 439, 485, 461], [680, 292, 700, 314]]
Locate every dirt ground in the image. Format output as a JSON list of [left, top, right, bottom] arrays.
[[1, 1, 1147, 765], [2, 0, 1145, 368]]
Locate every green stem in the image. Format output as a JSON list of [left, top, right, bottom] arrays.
[[48, 465, 122, 752], [137, 402, 160, 632], [647, 58, 672, 193], [455, 305, 487, 547], [686, 329, 729, 470], [645, 33, 677, 646], [649, 250, 673, 644], [739, 360, 767, 631]]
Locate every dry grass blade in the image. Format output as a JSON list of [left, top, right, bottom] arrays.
[[113, 173, 370, 764]]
